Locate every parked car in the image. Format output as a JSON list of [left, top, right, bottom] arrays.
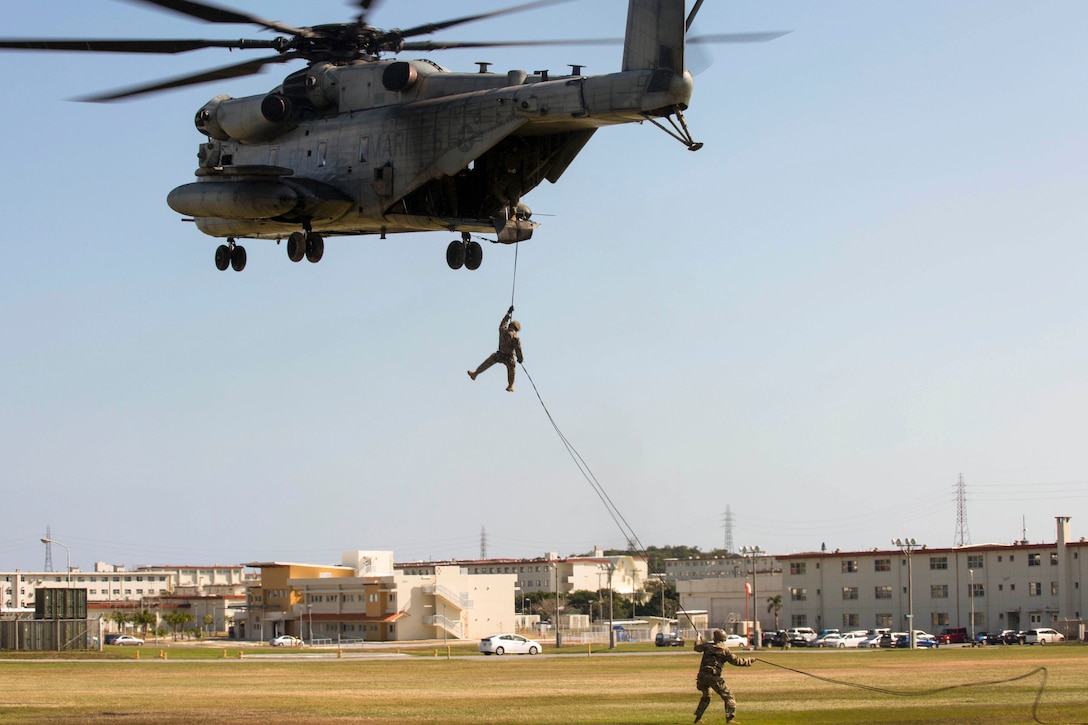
[[723, 634, 748, 649], [270, 635, 302, 647], [938, 627, 969, 645], [113, 635, 144, 646], [761, 631, 783, 647], [985, 629, 1022, 646], [858, 633, 884, 648], [896, 631, 938, 648], [479, 633, 542, 656], [813, 633, 844, 648], [837, 631, 871, 648], [656, 631, 685, 647], [103, 633, 124, 645], [786, 627, 818, 646], [1024, 628, 1065, 645]]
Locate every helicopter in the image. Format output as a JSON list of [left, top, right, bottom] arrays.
[[0, 0, 785, 274]]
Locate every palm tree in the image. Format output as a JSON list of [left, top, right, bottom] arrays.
[[766, 595, 783, 630]]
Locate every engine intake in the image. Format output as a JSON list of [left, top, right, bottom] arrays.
[[195, 93, 298, 144]]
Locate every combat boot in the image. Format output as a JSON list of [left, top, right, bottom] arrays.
[[467, 370, 477, 380], [506, 385, 515, 392]]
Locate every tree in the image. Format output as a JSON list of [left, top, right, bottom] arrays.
[[107, 610, 130, 634], [163, 611, 195, 640], [766, 594, 783, 630], [131, 610, 156, 639], [203, 614, 215, 635]]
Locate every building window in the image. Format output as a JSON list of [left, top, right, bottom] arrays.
[[842, 587, 858, 600], [931, 612, 949, 626], [876, 613, 893, 627], [842, 560, 858, 573], [1028, 553, 1041, 567], [967, 555, 984, 569], [971, 583, 985, 598], [1050, 552, 1058, 566], [790, 562, 806, 575], [791, 615, 808, 627], [1051, 582, 1059, 596], [874, 559, 891, 572], [1029, 582, 1042, 596], [843, 613, 859, 627], [929, 557, 948, 570], [790, 588, 807, 602], [931, 584, 948, 599], [972, 611, 985, 626], [875, 586, 892, 600]]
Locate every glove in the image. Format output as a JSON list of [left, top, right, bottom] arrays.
[[745, 658, 754, 666], [508, 305, 515, 314]]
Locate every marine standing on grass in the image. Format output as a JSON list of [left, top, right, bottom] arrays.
[[693, 629, 753, 723], [467, 306, 523, 392]]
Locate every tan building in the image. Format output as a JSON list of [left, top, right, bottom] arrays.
[[242, 551, 516, 643], [450, 548, 649, 599]]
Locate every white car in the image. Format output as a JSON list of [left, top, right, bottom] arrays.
[[479, 633, 541, 656], [270, 635, 302, 647], [857, 634, 884, 648], [837, 631, 870, 648], [723, 634, 748, 649], [1024, 628, 1065, 645], [814, 633, 844, 648]]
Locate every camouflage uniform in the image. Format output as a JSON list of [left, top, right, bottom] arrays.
[[693, 630, 753, 723], [468, 308, 524, 392]]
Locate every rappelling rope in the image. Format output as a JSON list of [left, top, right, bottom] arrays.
[[518, 361, 700, 633], [510, 241, 519, 309]]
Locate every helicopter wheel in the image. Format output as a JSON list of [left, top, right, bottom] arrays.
[[287, 231, 307, 263], [305, 233, 324, 263], [214, 244, 232, 271], [230, 245, 247, 272], [465, 241, 483, 270], [446, 240, 466, 270]]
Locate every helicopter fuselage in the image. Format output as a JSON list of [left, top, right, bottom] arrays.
[[169, 58, 695, 246]]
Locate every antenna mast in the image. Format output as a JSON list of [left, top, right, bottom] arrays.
[[722, 505, 735, 554], [953, 474, 971, 546], [480, 526, 488, 559], [43, 525, 54, 572]]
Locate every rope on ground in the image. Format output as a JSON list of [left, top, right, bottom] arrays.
[[754, 658, 1071, 725]]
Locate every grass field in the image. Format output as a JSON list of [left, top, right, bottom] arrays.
[[1, 643, 1085, 724]]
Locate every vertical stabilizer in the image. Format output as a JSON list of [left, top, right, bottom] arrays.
[[623, 0, 686, 72]]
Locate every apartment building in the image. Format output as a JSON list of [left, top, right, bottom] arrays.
[[442, 548, 649, 598]]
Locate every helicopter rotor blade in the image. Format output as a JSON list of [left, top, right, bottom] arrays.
[[393, 0, 575, 41], [0, 38, 280, 54], [685, 0, 706, 33], [79, 53, 291, 102], [402, 31, 789, 52], [687, 32, 790, 44], [117, 0, 306, 36]]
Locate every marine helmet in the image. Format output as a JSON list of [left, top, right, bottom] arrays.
[[510, 320, 521, 332], [712, 629, 727, 643]]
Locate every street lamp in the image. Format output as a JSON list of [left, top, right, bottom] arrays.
[[740, 546, 763, 649], [40, 537, 71, 587], [892, 538, 920, 649]]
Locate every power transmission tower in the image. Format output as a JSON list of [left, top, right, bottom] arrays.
[[43, 525, 54, 572], [480, 526, 488, 559], [722, 506, 735, 554], [954, 474, 972, 547]]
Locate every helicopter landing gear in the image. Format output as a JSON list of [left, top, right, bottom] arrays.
[[287, 230, 325, 264], [446, 233, 482, 271], [215, 238, 246, 272]]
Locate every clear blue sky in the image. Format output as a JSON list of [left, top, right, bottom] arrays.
[[2, 1, 1086, 572]]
